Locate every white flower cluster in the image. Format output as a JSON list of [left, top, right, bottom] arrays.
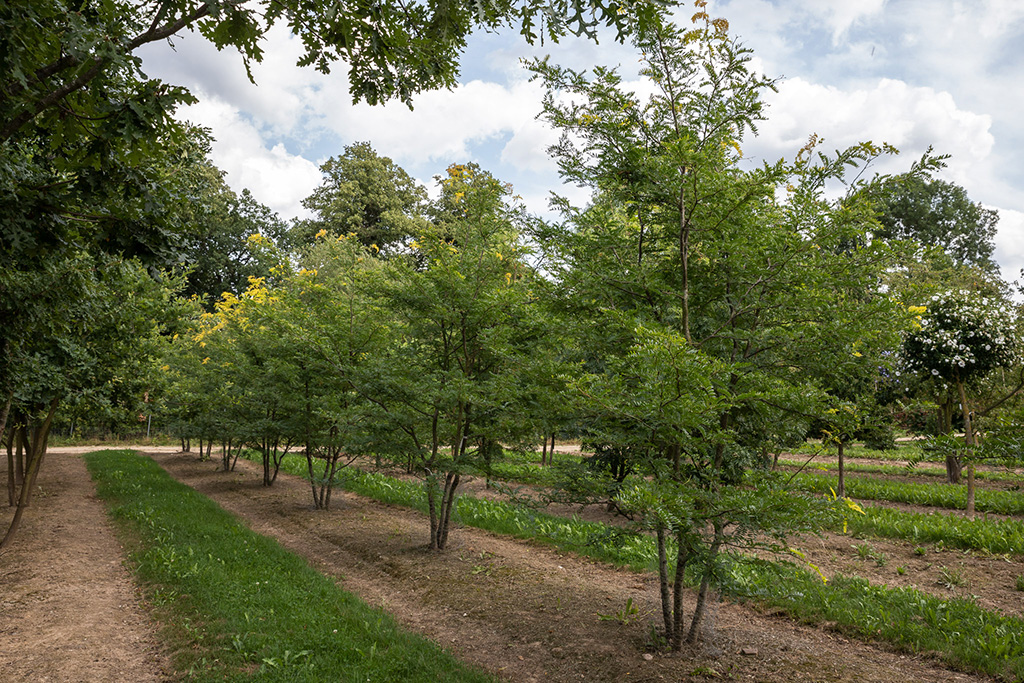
[[903, 290, 1018, 382]]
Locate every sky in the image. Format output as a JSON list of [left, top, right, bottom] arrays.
[[138, 0, 1024, 288]]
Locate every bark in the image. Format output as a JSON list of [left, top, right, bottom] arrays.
[[0, 391, 12, 455], [670, 530, 688, 650], [958, 381, 976, 517], [437, 471, 461, 549], [656, 524, 673, 643], [837, 440, 846, 499], [686, 521, 724, 644], [1, 398, 59, 551], [426, 472, 440, 549], [6, 430, 14, 507]]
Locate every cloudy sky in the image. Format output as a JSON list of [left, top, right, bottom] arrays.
[[138, 0, 1024, 287]]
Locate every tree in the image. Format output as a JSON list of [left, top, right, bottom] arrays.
[[901, 289, 1019, 514], [875, 177, 999, 274], [267, 235, 394, 510], [530, 6, 919, 647], [175, 134, 287, 308], [1, 0, 663, 147], [290, 142, 429, 257], [2, 253, 183, 549], [370, 164, 546, 549]]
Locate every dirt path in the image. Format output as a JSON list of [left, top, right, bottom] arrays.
[[0, 448, 174, 682], [151, 450, 988, 683]]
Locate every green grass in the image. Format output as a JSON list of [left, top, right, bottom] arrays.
[[790, 471, 1024, 516], [463, 455, 1024, 556], [245, 450, 1024, 680], [726, 562, 1024, 681], [85, 449, 494, 683], [784, 458, 1024, 484], [847, 505, 1024, 555]]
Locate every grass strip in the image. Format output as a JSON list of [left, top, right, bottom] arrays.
[[781, 459, 1024, 483], [726, 562, 1024, 681], [848, 505, 1024, 555], [84, 449, 493, 683], [790, 471, 1024, 516], [252, 452, 1024, 680]]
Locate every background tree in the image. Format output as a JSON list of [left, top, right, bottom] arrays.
[[875, 177, 999, 274], [370, 164, 546, 550], [290, 142, 429, 256], [175, 134, 287, 308]]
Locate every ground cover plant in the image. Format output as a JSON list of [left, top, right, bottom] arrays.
[[782, 458, 1024, 484], [84, 449, 493, 683], [789, 470, 1024, 515], [243, 449, 1024, 679], [428, 449, 1024, 555]]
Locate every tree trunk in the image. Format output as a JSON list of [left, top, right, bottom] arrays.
[[426, 471, 440, 549], [946, 454, 962, 484], [837, 440, 846, 499], [436, 471, 460, 549], [1, 398, 60, 551], [541, 433, 549, 466], [0, 391, 12, 455], [686, 521, 724, 644], [938, 396, 961, 483], [656, 524, 673, 644], [958, 381, 976, 517], [670, 529, 688, 650], [6, 429, 15, 507]]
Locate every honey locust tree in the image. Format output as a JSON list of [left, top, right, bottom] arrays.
[[259, 234, 395, 509], [370, 164, 548, 550], [530, 6, 917, 647]]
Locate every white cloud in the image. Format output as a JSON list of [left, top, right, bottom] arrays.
[[175, 96, 322, 219], [308, 78, 551, 169], [754, 77, 993, 178], [992, 206, 1024, 284], [815, 0, 888, 43]]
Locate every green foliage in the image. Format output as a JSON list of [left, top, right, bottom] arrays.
[[85, 449, 493, 682], [790, 471, 1024, 516], [291, 142, 429, 256], [875, 177, 999, 272]]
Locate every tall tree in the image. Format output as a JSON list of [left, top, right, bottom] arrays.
[[291, 142, 429, 256], [875, 177, 999, 273], [530, 6, 923, 647]]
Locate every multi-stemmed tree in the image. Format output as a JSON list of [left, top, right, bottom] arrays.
[[530, 6, 920, 647]]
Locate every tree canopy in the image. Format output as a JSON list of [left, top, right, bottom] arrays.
[[875, 177, 999, 273]]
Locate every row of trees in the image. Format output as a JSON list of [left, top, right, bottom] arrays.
[[1, 0, 656, 547]]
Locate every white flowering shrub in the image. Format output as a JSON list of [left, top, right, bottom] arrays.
[[902, 290, 1018, 384]]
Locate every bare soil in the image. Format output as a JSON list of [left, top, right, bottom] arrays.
[[1, 445, 1009, 682], [0, 447, 176, 681]]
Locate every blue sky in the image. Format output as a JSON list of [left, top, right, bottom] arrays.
[[138, 0, 1024, 287]]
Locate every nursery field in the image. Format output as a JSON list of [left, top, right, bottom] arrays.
[[5, 444, 1023, 682]]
